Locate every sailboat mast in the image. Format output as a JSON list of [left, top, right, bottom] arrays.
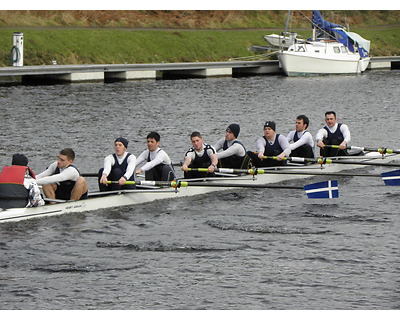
[[284, 10, 290, 35], [312, 11, 316, 40]]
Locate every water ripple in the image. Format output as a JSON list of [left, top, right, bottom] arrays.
[[32, 263, 144, 273], [96, 240, 242, 252], [206, 220, 330, 235]]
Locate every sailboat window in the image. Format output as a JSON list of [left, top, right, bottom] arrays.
[[296, 45, 305, 52], [333, 47, 340, 53]]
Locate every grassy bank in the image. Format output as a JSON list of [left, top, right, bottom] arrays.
[[1, 27, 399, 67], [0, 29, 272, 66], [0, 10, 399, 67], [1, 10, 399, 29]]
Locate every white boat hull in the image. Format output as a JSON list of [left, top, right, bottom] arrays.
[[278, 42, 370, 76], [1, 154, 398, 223]]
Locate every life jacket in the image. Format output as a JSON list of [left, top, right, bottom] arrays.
[[0, 165, 35, 209], [220, 140, 250, 169], [291, 131, 315, 158], [321, 123, 349, 157]]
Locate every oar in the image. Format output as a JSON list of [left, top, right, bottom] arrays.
[[107, 180, 339, 199], [107, 180, 177, 187], [187, 167, 400, 186], [261, 154, 400, 167], [252, 152, 316, 164], [325, 145, 400, 155], [381, 169, 400, 186], [81, 173, 99, 177], [186, 167, 316, 175], [316, 157, 400, 167], [43, 197, 69, 203], [82, 162, 183, 177], [261, 155, 316, 163], [261, 155, 400, 167], [181, 180, 339, 199], [256, 168, 400, 186]]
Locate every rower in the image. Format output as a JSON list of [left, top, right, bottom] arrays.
[[135, 131, 176, 181], [98, 137, 137, 191], [286, 115, 315, 158], [181, 131, 218, 179], [36, 148, 88, 201], [316, 111, 350, 157], [0, 154, 44, 209], [247, 121, 291, 167], [214, 123, 250, 169]]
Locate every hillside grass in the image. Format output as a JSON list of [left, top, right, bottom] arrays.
[[0, 10, 399, 67], [1, 10, 399, 29]]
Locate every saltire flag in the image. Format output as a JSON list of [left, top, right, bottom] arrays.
[[381, 170, 400, 186], [304, 180, 339, 199]]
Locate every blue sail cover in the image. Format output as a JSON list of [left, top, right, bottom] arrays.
[[312, 10, 344, 31], [312, 10, 369, 58]]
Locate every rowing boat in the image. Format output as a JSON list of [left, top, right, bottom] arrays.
[[1, 152, 399, 223]]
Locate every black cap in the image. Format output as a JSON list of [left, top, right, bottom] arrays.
[[226, 123, 240, 138], [115, 137, 128, 148], [264, 121, 276, 131], [12, 153, 28, 166]]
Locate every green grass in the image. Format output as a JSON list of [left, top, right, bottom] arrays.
[[351, 27, 400, 56], [0, 27, 399, 67], [0, 29, 269, 66]]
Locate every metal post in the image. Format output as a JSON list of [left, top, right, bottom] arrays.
[[11, 32, 24, 67]]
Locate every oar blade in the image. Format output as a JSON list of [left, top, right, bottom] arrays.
[[381, 170, 400, 186], [304, 180, 339, 199]]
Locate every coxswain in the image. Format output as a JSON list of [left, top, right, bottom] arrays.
[[36, 148, 88, 201], [315, 111, 350, 157], [98, 137, 136, 191], [0, 154, 44, 209], [181, 131, 218, 179]]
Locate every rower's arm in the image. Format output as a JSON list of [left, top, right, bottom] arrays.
[[340, 124, 351, 144], [37, 166, 79, 185], [124, 155, 137, 180]]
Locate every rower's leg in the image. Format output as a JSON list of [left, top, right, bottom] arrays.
[[42, 183, 57, 199], [98, 168, 109, 192], [71, 177, 88, 200], [161, 165, 176, 181]]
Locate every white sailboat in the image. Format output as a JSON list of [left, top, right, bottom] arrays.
[[263, 32, 305, 49], [278, 10, 371, 76]]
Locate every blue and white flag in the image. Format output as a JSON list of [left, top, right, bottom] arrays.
[[381, 170, 400, 186], [304, 180, 339, 199]]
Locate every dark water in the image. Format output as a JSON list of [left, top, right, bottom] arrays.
[[1, 71, 400, 309]]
